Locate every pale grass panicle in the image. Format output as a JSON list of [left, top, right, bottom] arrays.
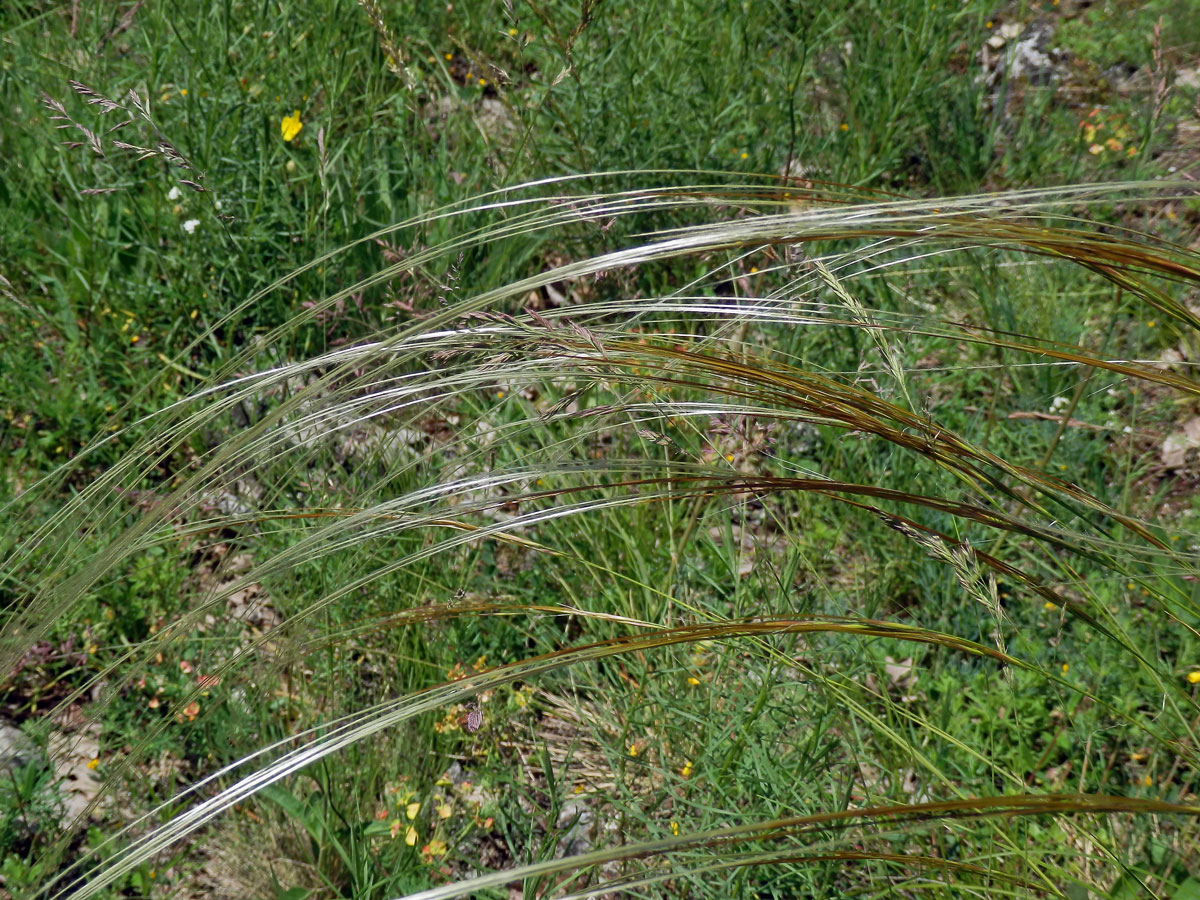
[[41, 80, 206, 196]]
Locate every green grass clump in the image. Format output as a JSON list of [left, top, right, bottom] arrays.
[[4, 1, 1200, 899]]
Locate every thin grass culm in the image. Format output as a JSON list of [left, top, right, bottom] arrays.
[[6, 175, 1200, 900]]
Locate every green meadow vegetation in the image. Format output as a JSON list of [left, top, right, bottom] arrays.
[[3, 0, 1200, 897]]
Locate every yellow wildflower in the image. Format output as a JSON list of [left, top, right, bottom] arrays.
[[87, 758, 100, 770], [1061, 663, 1069, 675], [281, 109, 303, 142], [1043, 601, 1057, 611], [687, 676, 700, 686], [406, 801, 421, 819], [405, 825, 418, 846], [1187, 671, 1200, 684], [670, 821, 680, 835], [680, 760, 693, 777]]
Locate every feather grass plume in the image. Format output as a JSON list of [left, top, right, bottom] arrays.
[[6, 174, 1200, 899]]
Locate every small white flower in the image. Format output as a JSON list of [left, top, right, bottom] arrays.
[[1049, 396, 1070, 413], [182, 218, 201, 234], [167, 186, 182, 201], [214, 199, 223, 211], [1122, 426, 1132, 434]]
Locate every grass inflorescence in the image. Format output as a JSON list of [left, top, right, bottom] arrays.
[[4, 2, 1200, 899]]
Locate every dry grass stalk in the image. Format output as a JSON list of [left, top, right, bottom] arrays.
[[357, 0, 414, 88], [40, 80, 205, 195]]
